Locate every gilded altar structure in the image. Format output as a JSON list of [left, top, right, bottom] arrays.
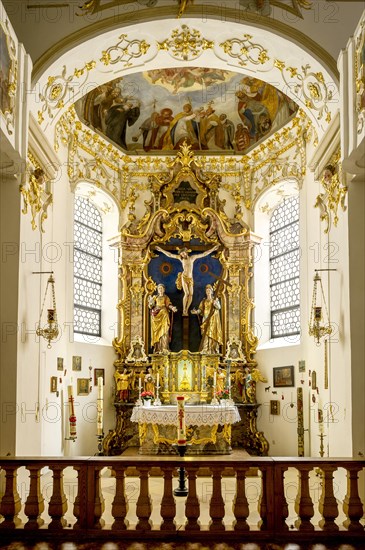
[[104, 142, 269, 456]]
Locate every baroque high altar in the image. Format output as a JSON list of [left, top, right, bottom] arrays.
[[104, 143, 269, 456]]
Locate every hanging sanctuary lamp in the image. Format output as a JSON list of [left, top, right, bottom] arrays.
[[36, 272, 59, 348], [308, 271, 332, 345]]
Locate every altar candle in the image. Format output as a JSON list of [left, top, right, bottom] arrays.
[[156, 373, 159, 388], [176, 396, 186, 445], [67, 385, 77, 440], [213, 370, 217, 390], [138, 376, 142, 393], [97, 376, 103, 436]]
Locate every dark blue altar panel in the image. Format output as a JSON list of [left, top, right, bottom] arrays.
[[148, 240, 222, 352]]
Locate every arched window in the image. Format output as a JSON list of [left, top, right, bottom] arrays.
[[73, 196, 102, 337], [269, 196, 300, 338]]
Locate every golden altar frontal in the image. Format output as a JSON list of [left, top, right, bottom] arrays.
[[131, 404, 240, 455]]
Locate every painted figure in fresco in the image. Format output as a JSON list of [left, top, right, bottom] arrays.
[[215, 113, 235, 150], [235, 123, 251, 151], [114, 368, 131, 402], [148, 283, 177, 353], [155, 244, 219, 316], [105, 96, 141, 149], [192, 284, 223, 354], [133, 108, 173, 151], [162, 103, 200, 150]]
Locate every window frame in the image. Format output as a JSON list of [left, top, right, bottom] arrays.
[[269, 196, 300, 339]]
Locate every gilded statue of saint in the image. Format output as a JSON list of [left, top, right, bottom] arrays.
[[192, 284, 223, 354], [155, 244, 219, 316], [148, 283, 177, 353]]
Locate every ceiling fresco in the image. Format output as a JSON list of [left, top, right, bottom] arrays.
[[76, 67, 298, 155]]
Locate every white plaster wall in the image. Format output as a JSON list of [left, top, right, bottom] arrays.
[[15, 148, 119, 457], [254, 157, 353, 458]]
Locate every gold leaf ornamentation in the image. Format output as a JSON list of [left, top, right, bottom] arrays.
[[100, 34, 151, 68], [158, 25, 213, 61], [0, 18, 18, 134], [355, 18, 365, 133], [20, 160, 53, 233], [38, 62, 96, 124], [219, 35, 270, 67], [314, 151, 348, 234]]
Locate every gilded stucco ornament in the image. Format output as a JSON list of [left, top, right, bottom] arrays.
[[220, 35, 270, 67], [355, 19, 365, 133], [273, 61, 333, 123], [55, 106, 308, 217], [158, 25, 213, 61], [0, 18, 18, 134], [314, 149, 347, 234], [38, 62, 96, 125], [100, 34, 151, 67], [20, 154, 53, 232]]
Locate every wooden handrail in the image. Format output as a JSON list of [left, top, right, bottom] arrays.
[[0, 456, 364, 544]]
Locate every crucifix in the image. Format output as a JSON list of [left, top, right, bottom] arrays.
[[154, 243, 219, 349]]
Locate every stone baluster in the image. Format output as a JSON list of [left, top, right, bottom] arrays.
[[24, 464, 45, 528], [233, 466, 249, 531], [0, 464, 21, 528], [318, 465, 339, 531], [185, 466, 200, 531], [111, 466, 129, 530], [258, 468, 267, 530], [294, 465, 314, 531], [88, 465, 105, 529], [48, 465, 67, 529], [136, 466, 152, 530], [209, 466, 225, 531], [274, 465, 288, 532], [342, 464, 364, 531], [73, 464, 88, 529], [160, 466, 176, 531]]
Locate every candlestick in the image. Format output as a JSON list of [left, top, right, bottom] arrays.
[[97, 376, 103, 436], [177, 396, 186, 444], [211, 370, 219, 405]]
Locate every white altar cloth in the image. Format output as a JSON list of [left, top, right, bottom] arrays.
[[131, 404, 240, 426]]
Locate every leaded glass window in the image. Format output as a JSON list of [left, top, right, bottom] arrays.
[[74, 196, 102, 337], [269, 196, 300, 338]]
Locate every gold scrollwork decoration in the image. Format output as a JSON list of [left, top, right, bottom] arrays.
[[274, 61, 332, 123], [314, 150, 347, 234], [0, 18, 18, 134], [100, 34, 151, 68], [20, 163, 53, 232], [220, 35, 270, 67], [38, 62, 96, 124], [158, 25, 213, 61], [355, 19, 365, 133]]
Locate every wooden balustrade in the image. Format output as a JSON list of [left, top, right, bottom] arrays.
[[0, 456, 363, 544]]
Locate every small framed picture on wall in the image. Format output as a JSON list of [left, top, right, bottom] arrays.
[[72, 356, 82, 371], [273, 365, 295, 387], [57, 357, 64, 371], [77, 378, 90, 396], [270, 400, 280, 415], [50, 376, 58, 393], [94, 368, 105, 386]]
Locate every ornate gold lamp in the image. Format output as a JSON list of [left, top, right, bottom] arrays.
[[36, 272, 59, 348], [308, 272, 332, 345]]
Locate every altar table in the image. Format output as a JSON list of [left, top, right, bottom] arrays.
[[131, 403, 240, 455]]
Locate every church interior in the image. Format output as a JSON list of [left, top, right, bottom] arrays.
[[0, 1, 364, 548]]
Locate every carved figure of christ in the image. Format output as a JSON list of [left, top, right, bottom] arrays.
[[155, 244, 219, 316]]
